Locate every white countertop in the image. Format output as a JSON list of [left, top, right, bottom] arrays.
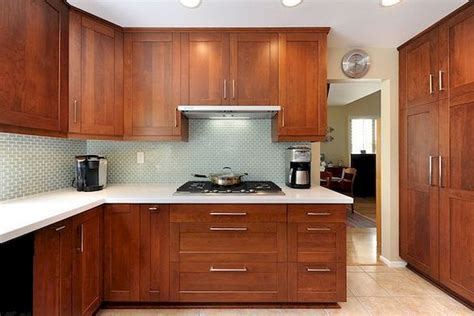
[[0, 184, 352, 243]]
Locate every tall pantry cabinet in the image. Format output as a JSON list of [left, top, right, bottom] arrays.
[[399, 2, 474, 305]]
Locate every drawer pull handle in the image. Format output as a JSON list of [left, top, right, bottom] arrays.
[[307, 227, 331, 231], [209, 227, 247, 231], [148, 207, 159, 212], [307, 212, 331, 216], [306, 267, 331, 272], [210, 212, 247, 216], [210, 267, 247, 272], [55, 225, 66, 232]]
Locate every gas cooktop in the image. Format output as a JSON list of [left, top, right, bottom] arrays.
[[175, 181, 285, 195]]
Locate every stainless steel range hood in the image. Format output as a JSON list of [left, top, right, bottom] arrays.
[[178, 105, 280, 119]]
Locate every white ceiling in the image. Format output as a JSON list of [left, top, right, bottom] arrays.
[[328, 82, 381, 106], [67, 0, 467, 48]]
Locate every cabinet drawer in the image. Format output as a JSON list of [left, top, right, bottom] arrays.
[[288, 223, 346, 262], [171, 204, 286, 223], [170, 223, 287, 262], [288, 262, 346, 303], [170, 262, 287, 302], [288, 205, 346, 223]]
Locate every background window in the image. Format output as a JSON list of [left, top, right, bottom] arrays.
[[350, 118, 376, 154]]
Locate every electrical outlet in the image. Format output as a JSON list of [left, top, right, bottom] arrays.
[[137, 152, 145, 164]]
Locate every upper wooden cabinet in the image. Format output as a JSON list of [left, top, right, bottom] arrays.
[[0, 0, 68, 137], [124, 32, 187, 140], [229, 33, 279, 105], [69, 11, 124, 139], [181, 32, 280, 106], [274, 33, 328, 142]]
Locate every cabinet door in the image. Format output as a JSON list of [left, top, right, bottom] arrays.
[[124, 33, 185, 140], [229, 33, 278, 105], [69, 12, 123, 137], [439, 5, 474, 106], [400, 30, 439, 108], [276, 33, 327, 141], [72, 207, 103, 316], [181, 33, 230, 105], [439, 97, 474, 302], [140, 205, 170, 301], [104, 205, 140, 301], [399, 103, 439, 279], [33, 220, 72, 316], [0, 0, 68, 135]]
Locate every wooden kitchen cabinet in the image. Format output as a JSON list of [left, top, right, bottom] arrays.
[[33, 220, 73, 316], [273, 32, 328, 142], [69, 10, 124, 139], [103, 204, 170, 302], [124, 32, 187, 140], [399, 2, 474, 306], [0, 0, 69, 137], [72, 207, 103, 316], [181, 32, 230, 105]]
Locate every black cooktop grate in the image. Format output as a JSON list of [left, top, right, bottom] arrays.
[[176, 181, 283, 194]]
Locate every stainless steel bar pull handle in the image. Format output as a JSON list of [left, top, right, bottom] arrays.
[[210, 227, 247, 231], [429, 74, 434, 95], [210, 267, 247, 272], [174, 108, 178, 127], [281, 107, 285, 127], [307, 227, 331, 231], [439, 156, 443, 188], [232, 79, 236, 99], [439, 70, 445, 91], [73, 99, 78, 123], [429, 155, 433, 186], [77, 224, 84, 253], [55, 225, 66, 232], [149, 207, 159, 212], [210, 212, 247, 216], [307, 212, 331, 216], [223, 79, 227, 99], [306, 267, 331, 272]]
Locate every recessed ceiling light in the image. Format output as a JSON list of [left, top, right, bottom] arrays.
[[381, 0, 401, 7], [179, 0, 201, 9], [282, 0, 303, 8]]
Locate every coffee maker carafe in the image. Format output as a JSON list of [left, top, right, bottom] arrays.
[[286, 146, 311, 189]]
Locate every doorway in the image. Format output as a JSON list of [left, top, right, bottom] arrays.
[[321, 80, 382, 265]]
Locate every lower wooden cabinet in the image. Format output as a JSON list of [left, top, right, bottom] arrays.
[[103, 204, 170, 302], [33, 219, 73, 316]]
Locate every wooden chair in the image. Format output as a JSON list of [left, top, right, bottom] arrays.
[[320, 171, 333, 189], [333, 168, 357, 212]]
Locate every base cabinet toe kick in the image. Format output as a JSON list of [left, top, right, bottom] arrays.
[[32, 203, 348, 314]]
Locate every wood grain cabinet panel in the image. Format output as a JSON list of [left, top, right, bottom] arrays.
[[274, 33, 328, 142], [104, 204, 140, 302], [181, 33, 230, 105], [0, 0, 68, 136], [69, 11, 123, 138], [72, 207, 103, 316], [124, 33, 187, 140], [33, 220, 73, 316], [229, 33, 279, 105]]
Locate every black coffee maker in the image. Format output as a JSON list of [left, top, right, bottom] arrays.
[[75, 155, 107, 192], [286, 146, 311, 189]]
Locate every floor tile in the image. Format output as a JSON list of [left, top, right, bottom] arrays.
[[431, 296, 474, 315], [280, 309, 327, 315], [357, 297, 411, 316], [326, 297, 369, 316], [395, 296, 446, 315], [347, 272, 390, 297], [367, 272, 428, 297], [346, 266, 364, 272], [360, 265, 397, 273]]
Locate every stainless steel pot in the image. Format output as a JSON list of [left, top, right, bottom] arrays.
[[192, 167, 248, 186]]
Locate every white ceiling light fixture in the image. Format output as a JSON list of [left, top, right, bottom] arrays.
[[179, 0, 201, 9], [381, 0, 401, 7], [282, 0, 303, 8]]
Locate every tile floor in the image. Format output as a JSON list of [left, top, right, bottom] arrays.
[[97, 266, 473, 316], [347, 228, 379, 265]]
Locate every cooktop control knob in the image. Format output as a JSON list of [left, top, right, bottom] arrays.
[[249, 189, 255, 193], [203, 189, 209, 193], [213, 190, 219, 193], [226, 189, 232, 193], [240, 189, 246, 193]]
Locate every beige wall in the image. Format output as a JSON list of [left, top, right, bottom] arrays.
[[327, 47, 402, 265], [322, 91, 381, 166]]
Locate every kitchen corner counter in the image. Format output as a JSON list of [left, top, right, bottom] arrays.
[[0, 184, 352, 243]]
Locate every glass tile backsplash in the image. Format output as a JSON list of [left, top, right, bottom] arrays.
[[0, 120, 305, 201], [87, 120, 305, 185], [0, 133, 86, 201]]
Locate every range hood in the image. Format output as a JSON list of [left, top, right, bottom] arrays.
[[178, 105, 280, 119]]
